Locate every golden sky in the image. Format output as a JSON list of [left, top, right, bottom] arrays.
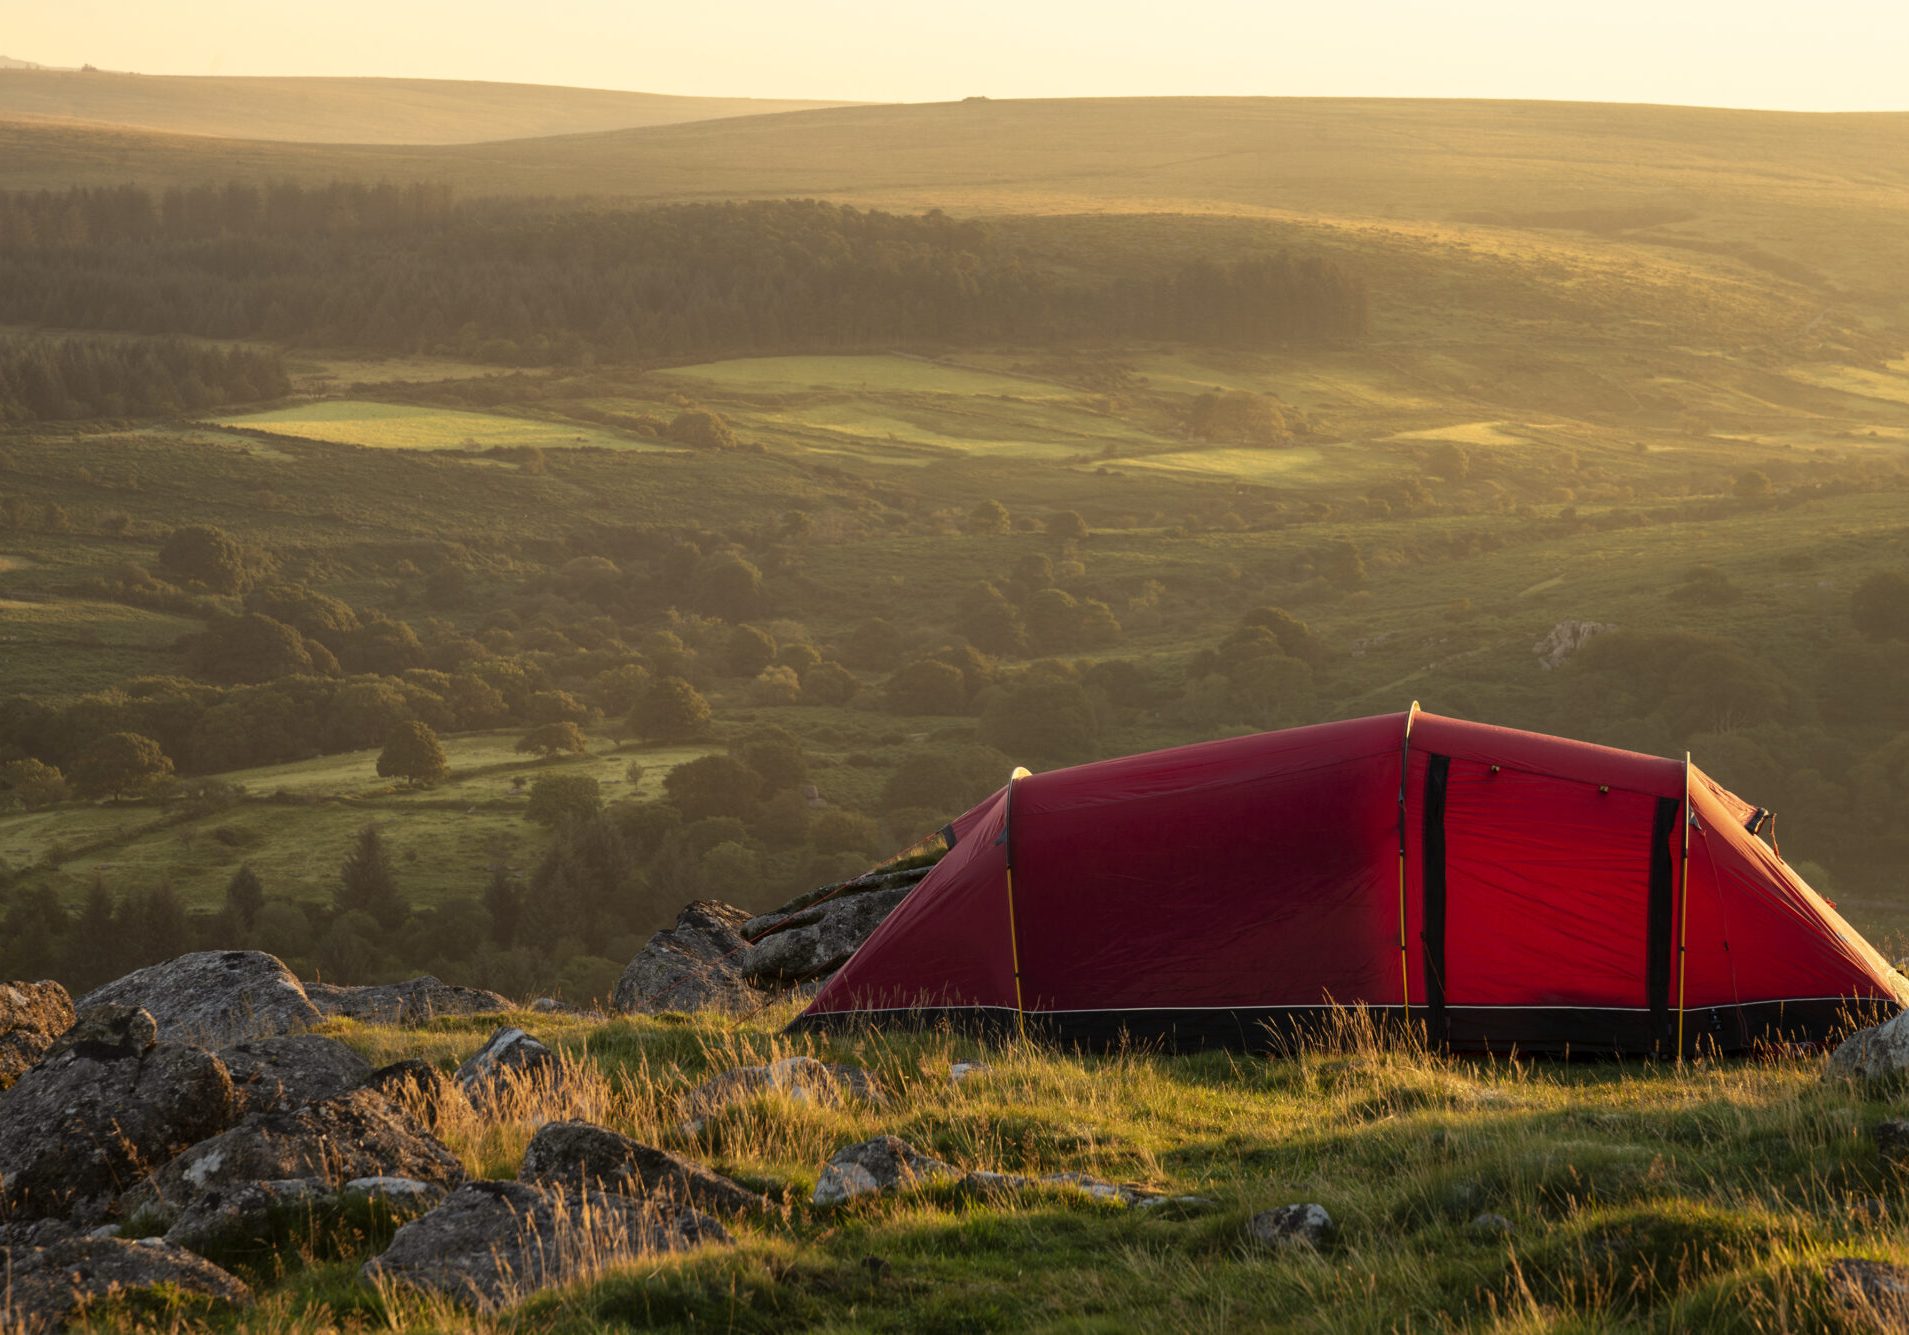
[[9, 0, 1907, 111]]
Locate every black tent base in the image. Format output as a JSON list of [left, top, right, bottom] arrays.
[[787, 997, 1893, 1057]]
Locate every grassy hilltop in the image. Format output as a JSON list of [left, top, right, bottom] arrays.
[[0, 69, 851, 144], [54, 1005, 1909, 1332]]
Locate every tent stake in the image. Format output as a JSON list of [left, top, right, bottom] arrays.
[[1676, 752, 1692, 1059]]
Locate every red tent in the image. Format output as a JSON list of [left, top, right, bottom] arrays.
[[792, 708, 1906, 1054]]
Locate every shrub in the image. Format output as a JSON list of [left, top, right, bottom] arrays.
[[517, 721, 590, 758], [631, 677, 712, 743], [527, 774, 604, 827]]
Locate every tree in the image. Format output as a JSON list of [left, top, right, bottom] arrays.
[[662, 755, 762, 822], [732, 726, 807, 793], [225, 863, 265, 930], [1852, 572, 1909, 642], [517, 721, 590, 758], [630, 677, 711, 743], [71, 731, 173, 800], [690, 553, 765, 620], [843, 618, 904, 671], [800, 661, 860, 705], [725, 625, 778, 677], [190, 613, 315, 684], [1045, 510, 1089, 542], [980, 679, 1099, 766], [336, 823, 407, 929], [967, 499, 1010, 535], [0, 757, 67, 810], [483, 861, 524, 948], [156, 524, 249, 593], [888, 659, 969, 714], [666, 409, 738, 449], [527, 774, 603, 827], [377, 720, 449, 786]]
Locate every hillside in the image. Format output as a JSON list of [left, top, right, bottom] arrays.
[[1, 96, 1906, 309], [0, 70, 852, 144]]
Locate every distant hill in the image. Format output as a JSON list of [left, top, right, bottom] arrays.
[[0, 55, 55, 70], [0, 69, 853, 144], [2, 96, 1904, 305]]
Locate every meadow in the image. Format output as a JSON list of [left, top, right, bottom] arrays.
[[60, 1005, 1909, 1332], [211, 402, 665, 453]]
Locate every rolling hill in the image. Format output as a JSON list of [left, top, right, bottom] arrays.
[[0, 69, 852, 144], [1, 95, 1905, 311]]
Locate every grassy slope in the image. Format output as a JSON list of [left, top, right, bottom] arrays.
[[78, 1007, 1909, 1332], [0, 70, 851, 144]]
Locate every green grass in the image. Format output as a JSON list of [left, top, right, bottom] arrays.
[[0, 594, 202, 694], [211, 401, 665, 453], [65, 1007, 1909, 1332]]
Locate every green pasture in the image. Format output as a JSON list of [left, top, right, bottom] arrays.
[[210, 400, 661, 452], [0, 594, 197, 695]]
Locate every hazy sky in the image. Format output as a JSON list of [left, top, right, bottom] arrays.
[[9, 0, 1907, 111]]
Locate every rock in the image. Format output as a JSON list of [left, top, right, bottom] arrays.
[[0, 1235, 251, 1330], [220, 1034, 374, 1114], [0, 980, 75, 1091], [813, 1135, 960, 1206], [133, 1087, 464, 1222], [359, 1058, 471, 1131], [960, 1168, 1168, 1206], [1248, 1203, 1335, 1250], [77, 951, 319, 1046], [455, 1026, 558, 1099], [0, 1007, 239, 1222], [304, 976, 511, 1026], [1468, 1212, 1513, 1238], [362, 1178, 730, 1309], [612, 900, 767, 1015], [681, 1055, 878, 1133], [950, 1061, 991, 1084], [161, 1178, 326, 1256], [520, 1120, 767, 1216], [739, 865, 932, 940], [736, 885, 914, 987], [1876, 1120, 1909, 1164], [1533, 619, 1611, 671], [0, 1218, 79, 1249], [343, 1176, 450, 1211], [1827, 1014, 1909, 1084], [1827, 1257, 1909, 1323]]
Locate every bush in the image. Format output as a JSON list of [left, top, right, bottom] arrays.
[[880, 743, 1014, 814], [663, 755, 762, 822], [71, 731, 173, 800], [979, 679, 1099, 765], [517, 721, 590, 758], [527, 774, 604, 827], [801, 661, 860, 705], [631, 677, 712, 742], [888, 659, 969, 715], [666, 408, 738, 449]]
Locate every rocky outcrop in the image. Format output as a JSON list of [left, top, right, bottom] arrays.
[[1826, 1014, 1909, 1084], [77, 951, 319, 1046], [132, 1086, 464, 1223], [812, 1135, 961, 1206], [220, 1034, 373, 1114], [0, 1235, 251, 1331], [359, 1058, 471, 1132], [1248, 1203, 1335, 1250], [737, 883, 915, 987], [362, 1178, 730, 1308], [0, 1005, 239, 1222], [161, 1178, 328, 1256], [612, 900, 767, 1015], [680, 1055, 879, 1132], [1533, 619, 1611, 670], [305, 976, 511, 1026], [455, 1026, 557, 1099], [519, 1120, 767, 1216], [0, 979, 75, 1091]]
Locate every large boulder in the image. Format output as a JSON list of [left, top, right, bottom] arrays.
[[1826, 1013, 1909, 1084], [305, 976, 512, 1026], [77, 951, 319, 1046], [0, 1005, 239, 1222], [520, 1120, 767, 1216], [359, 1058, 472, 1132], [737, 885, 914, 987], [812, 1135, 960, 1206], [455, 1026, 558, 1100], [220, 1034, 374, 1115], [0, 1235, 251, 1331], [0, 980, 75, 1091], [612, 900, 767, 1015], [362, 1178, 730, 1308], [681, 1055, 879, 1132], [132, 1086, 464, 1222]]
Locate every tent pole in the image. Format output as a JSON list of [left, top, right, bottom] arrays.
[[1676, 752, 1692, 1059], [1398, 702, 1421, 1032], [1004, 768, 1030, 1040]]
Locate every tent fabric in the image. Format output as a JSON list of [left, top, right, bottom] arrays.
[[792, 710, 1907, 1054]]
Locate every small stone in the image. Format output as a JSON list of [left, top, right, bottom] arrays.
[[813, 1135, 960, 1206], [1468, 1212, 1513, 1238], [455, 1026, 557, 1099], [1248, 1203, 1335, 1250], [951, 1061, 990, 1083]]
